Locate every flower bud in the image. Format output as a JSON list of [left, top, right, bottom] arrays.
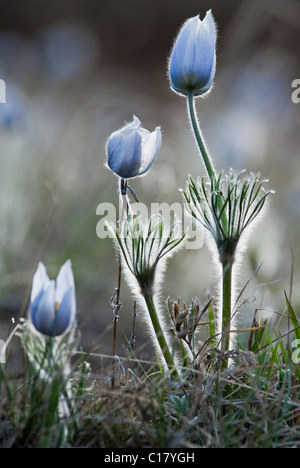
[[106, 116, 161, 179], [169, 10, 217, 97], [30, 260, 76, 337]]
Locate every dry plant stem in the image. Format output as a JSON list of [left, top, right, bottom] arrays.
[[144, 294, 180, 380], [288, 247, 295, 348], [111, 254, 121, 389], [111, 186, 127, 388], [128, 301, 137, 351], [112, 253, 122, 356]]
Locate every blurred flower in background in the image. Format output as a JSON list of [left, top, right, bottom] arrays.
[[37, 20, 99, 82], [0, 82, 29, 129]]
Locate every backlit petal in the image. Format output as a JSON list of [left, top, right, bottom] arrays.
[[31, 280, 56, 335], [30, 262, 50, 314], [169, 10, 217, 96]]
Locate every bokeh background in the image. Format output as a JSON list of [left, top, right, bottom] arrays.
[[0, 0, 299, 368]]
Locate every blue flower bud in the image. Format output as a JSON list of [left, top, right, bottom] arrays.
[[30, 260, 76, 337], [169, 10, 217, 97], [106, 116, 161, 179]]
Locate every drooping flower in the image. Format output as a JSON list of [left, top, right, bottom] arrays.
[[106, 116, 161, 179], [169, 10, 217, 97], [30, 260, 76, 337]]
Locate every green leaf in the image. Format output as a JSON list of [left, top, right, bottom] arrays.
[[284, 291, 300, 340]]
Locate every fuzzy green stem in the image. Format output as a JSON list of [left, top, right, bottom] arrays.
[[187, 88, 215, 181], [187, 89, 232, 358], [174, 334, 190, 369], [221, 262, 233, 355], [144, 294, 180, 380]]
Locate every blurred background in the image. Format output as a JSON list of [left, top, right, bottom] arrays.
[[0, 0, 299, 369]]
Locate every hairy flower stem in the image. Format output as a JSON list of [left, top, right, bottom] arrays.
[[187, 88, 214, 181], [187, 89, 234, 355], [221, 262, 233, 357], [187, 89, 229, 231], [144, 294, 180, 380]]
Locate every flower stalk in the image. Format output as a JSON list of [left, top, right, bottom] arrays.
[[187, 87, 214, 181], [221, 261, 233, 353], [144, 294, 180, 379]]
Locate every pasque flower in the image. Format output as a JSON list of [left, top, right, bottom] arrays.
[[113, 212, 185, 379], [106, 116, 161, 179], [169, 10, 217, 97], [30, 260, 76, 337], [183, 171, 273, 354]]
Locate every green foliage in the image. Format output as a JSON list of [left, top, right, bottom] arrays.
[[285, 292, 300, 341], [114, 212, 185, 297], [184, 171, 273, 263], [1, 291, 300, 448]]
